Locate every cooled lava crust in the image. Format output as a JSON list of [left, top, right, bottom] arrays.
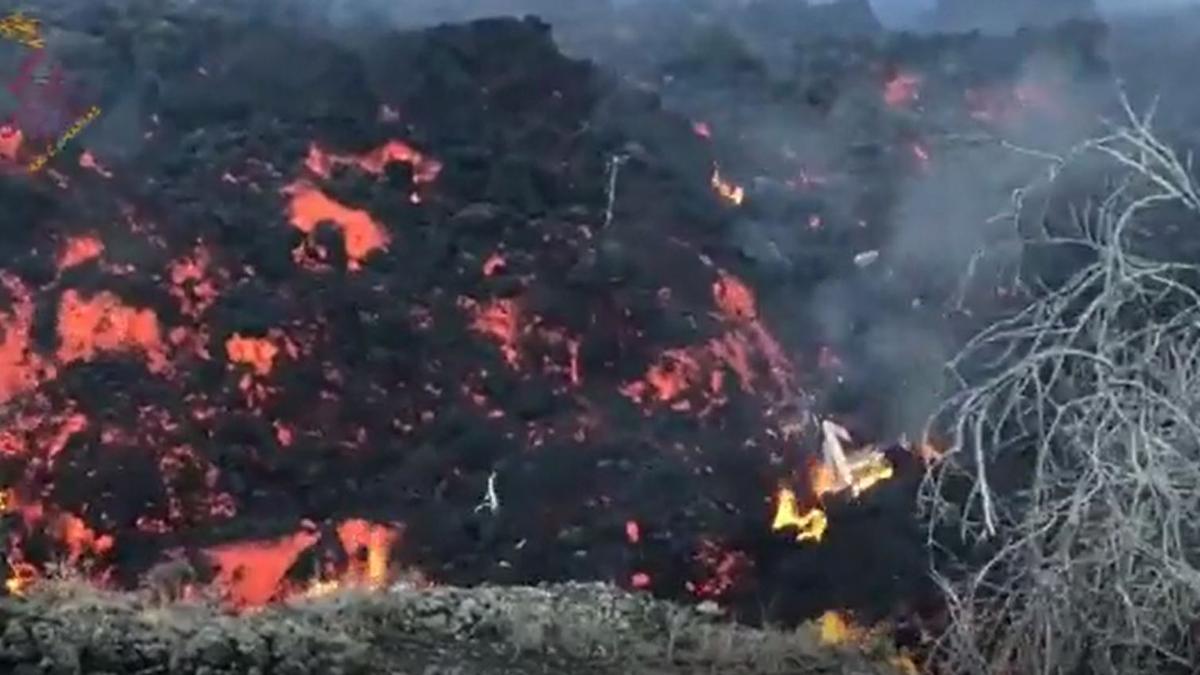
[[0, 3, 1108, 626]]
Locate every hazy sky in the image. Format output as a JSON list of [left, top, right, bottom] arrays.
[[865, 0, 1200, 24]]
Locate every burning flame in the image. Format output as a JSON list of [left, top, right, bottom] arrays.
[[771, 488, 827, 542], [711, 167, 744, 206], [336, 519, 398, 589]]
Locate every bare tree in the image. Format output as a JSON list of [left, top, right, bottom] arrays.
[[921, 97, 1200, 675]]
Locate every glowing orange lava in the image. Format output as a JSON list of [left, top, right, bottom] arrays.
[[282, 181, 390, 269], [460, 296, 521, 368], [56, 289, 168, 373], [623, 270, 795, 415], [206, 529, 320, 606], [303, 140, 442, 185], [226, 334, 280, 376], [0, 274, 51, 403], [57, 235, 104, 272]]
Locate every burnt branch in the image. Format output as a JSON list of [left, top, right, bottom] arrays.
[[921, 94, 1200, 674]]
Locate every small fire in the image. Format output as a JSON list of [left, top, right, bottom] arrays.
[[818, 610, 862, 645], [816, 610, 921, 673], [711, 167, 744, 206], [5, 562, 36, 596], [693, 121, 712, 138], [336, 518, 398, 589], [817, 421, 895, 498], [771, 488, 827, 542], [810, 451, 895, 499]]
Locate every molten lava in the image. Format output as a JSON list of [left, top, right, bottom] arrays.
[[56, 235, 104, 272], [283, 181, 391, 268], [56, 290, 168, 373]]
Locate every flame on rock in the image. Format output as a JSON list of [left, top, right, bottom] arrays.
[[5, 561, 36, 596], [771, 488, 827, 543], [818, 610, 862, 645], [810, 451, 895, 499], [711, 166, 744, 206], [336, 519, 399, 589]]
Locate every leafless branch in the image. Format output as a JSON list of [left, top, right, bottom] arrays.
[[921, 94, 1200, 674]]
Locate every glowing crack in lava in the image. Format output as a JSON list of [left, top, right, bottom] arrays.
[[283, 139, 442, 270], [622, 270, 795, 415]]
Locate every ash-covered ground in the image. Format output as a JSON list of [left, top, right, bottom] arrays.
[[0, 0, 1195, 660]]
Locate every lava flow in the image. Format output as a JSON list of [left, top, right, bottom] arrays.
[[0, 5, 1041, 634]]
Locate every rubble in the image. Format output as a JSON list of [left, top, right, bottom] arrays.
[[0, 579, 911, 674]]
